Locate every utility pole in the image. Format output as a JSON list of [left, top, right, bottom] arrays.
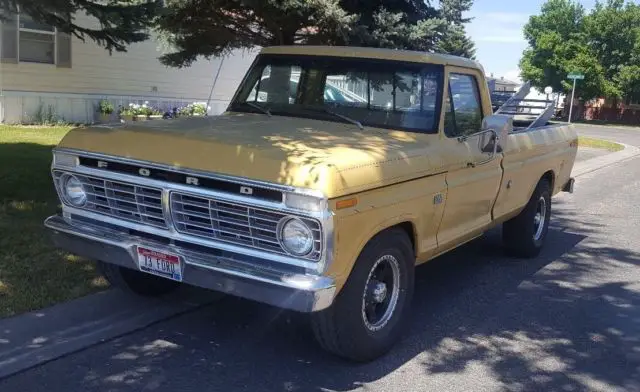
[[206, 56, 226, 116]]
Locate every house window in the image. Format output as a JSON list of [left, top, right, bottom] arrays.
[[18, 13, 56, 64]]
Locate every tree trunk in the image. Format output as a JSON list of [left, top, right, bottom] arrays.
[[280, 29, 296, 45]]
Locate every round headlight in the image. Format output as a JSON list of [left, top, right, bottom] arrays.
[[278, 217, 314, 256], [61, 174, 87, 207]]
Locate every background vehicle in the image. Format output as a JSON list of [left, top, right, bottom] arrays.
[[45, 46, 578, 362], [490, 91, 516, 112]]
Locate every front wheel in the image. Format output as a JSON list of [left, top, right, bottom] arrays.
[[503, 179, 552, 258], [97, 261, 180, 297], [310, 228, 415, 362]]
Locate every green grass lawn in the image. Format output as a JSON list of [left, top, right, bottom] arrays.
[[0, 125, 108, 319], [578, 136, 625, 152], [572, 119, 640, 130]]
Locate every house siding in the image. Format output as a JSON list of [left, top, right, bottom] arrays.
[[0, 12, 258, 123]]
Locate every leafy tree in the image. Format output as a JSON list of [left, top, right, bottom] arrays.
[[616, 65, 640, 105], [583, 0, 640, 103], [519, 0, 597, 98], [520, 0, 640, 102], [0, 0, 161, 53]]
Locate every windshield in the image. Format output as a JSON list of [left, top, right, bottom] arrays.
[[228, 54, 445, 133]]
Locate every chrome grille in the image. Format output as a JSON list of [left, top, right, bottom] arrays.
[[170, 192, 322, 260], [54, 171, 167, 228]]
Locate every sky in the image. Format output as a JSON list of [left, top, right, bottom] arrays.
[[467, 0, 597, 83]]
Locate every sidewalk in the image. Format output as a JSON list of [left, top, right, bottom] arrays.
[[575, 146, 610, 164], [571, 142, 640, 178], [0, 286, 221, 379]]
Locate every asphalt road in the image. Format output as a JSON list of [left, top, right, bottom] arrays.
[[2, 125, 640, 392]]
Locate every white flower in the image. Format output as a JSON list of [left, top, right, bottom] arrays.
[[144, 101, 149, 105], [129, 103, 134, 107], [142, 103, 148, 108]]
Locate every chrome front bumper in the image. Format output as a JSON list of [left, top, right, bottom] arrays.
[[44, 215, 337, 312]]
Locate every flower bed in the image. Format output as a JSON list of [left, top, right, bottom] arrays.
[[119, 102, 163, 121], [118, 101, 212, 122]]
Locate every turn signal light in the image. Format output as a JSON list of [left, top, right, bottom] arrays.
[[336, 198, 358, 210]]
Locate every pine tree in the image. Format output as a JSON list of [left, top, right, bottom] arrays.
[[5, 0, 477, 67], [436, 0, 476, 59], [1, 0, 161, 53]]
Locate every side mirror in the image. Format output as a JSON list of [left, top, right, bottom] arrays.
[[479, 114, 512, 153]]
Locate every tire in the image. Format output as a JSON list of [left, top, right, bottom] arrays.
[[310, 228, 415, 362], [97, 261, 180, 297], [503, 179, 552, 258]]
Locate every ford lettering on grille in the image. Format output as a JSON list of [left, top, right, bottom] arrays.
[[78, 157, 283, 202]]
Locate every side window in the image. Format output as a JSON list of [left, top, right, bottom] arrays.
[[444, 73, 483, 137]]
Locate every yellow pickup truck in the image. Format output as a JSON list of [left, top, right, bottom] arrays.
[[45, 46, 577, 362]]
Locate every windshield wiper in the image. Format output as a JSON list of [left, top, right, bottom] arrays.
[[313, 107, 364, 130], [245, 101, 271, 117]]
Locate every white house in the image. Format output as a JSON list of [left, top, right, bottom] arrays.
[[0, 11, 258, 124]]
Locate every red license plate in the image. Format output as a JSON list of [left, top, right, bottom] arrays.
[[136, 247, 183, 282]]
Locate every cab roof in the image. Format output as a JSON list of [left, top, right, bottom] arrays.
[[260, 45, 483, 72]]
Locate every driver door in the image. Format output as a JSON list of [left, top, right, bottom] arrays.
[[435, 70, 504, 254]]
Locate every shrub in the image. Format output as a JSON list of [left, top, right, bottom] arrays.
[[177, 102, 210, 116], [32, 103, 68, 126], [98, 99, 114, 115]]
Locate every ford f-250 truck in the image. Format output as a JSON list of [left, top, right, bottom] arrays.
[[44, 46, 577, 362]]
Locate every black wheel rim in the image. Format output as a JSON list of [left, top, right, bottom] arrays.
[[361, 254, 401, 332]]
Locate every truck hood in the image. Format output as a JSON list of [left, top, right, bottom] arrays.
[[58, 113, 436, 198]]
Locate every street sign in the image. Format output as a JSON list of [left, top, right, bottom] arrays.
[[567, 73, 585, 123]]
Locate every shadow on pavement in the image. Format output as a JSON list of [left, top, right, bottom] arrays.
[[2, 198, 639, 392]]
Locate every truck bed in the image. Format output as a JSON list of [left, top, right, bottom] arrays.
[[493, 82, 559, 132]]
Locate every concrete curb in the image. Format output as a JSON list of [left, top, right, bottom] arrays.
[[0, 287, 220, 380], [572, 141, 640, 178], [572, 122, 640, 132]]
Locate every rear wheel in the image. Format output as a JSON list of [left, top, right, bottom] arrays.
[[503, 179, 552, 258], [97, 261, 180, 297], [311, 228, 415, 362]]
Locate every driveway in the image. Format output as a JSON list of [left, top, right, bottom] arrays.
[[1, 125, 639, 392]]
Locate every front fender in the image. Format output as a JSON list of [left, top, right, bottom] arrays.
[[325, 173, 447, 293]]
